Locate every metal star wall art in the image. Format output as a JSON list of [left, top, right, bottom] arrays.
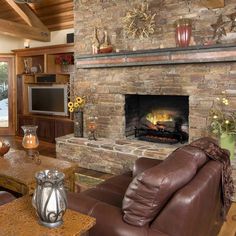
[[227, 12, 236, 32], [211, 14, 227, 42]]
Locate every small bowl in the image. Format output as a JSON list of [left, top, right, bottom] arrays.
[[0, 143, 10, 157]]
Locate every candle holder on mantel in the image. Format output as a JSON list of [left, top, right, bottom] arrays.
[[21, 125, 41, 164], [87, 116, 98, 140]]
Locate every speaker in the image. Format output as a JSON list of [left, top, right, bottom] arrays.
[[67, 33, 74, 43], [36, 74, 56, 83]]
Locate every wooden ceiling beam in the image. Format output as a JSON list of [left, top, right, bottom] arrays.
[[29, 0, 72, 10], [3, 0, 50, 41], [7, 0, 48, 30], [200, 0, 225, 9], [5, 0, 32, 26], [0, 18, 50, 41]]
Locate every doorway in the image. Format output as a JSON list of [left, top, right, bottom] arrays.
[[0, 56, 15, 135]]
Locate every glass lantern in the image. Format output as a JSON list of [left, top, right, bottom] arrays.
[[87, 116, 98, 140], [22, 125, 40, 163]]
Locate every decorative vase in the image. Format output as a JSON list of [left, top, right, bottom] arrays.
[[74, 111, 83, 137], [220, 132, 235, 159], [175, 18, 192, 48], [32, 169, 67, 228]]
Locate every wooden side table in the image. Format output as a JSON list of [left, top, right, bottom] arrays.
[[0, 196, 96, 236], [0, 150, 76, 195]]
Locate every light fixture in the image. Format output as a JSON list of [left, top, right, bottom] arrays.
[[14, 0, 41, 3]]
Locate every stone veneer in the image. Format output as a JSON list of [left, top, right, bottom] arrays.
[[56, 134, 180, 174], [73, 0, 236, 141], [56, 1, 236, 200], [56, 134, 236, 202]]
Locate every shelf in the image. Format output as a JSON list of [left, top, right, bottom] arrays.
[[12, 43, 74, 74], [76, 43, 236, 69], [14, 44, 75, 142]]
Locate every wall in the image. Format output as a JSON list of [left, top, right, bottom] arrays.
[[74, 0, 236, 53], [30, 29, 74, 48], [74, 0, 236, 141], [0, 35, 23, 53], [0, 28, 74, 53]]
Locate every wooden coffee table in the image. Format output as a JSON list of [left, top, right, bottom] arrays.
[[0, 196, 96, 236], [0, 150, 76, 195]]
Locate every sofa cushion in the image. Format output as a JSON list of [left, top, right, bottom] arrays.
[[122, 145, 208, 226], [82, 188, 124, 208], [96, 172, 132, 196]]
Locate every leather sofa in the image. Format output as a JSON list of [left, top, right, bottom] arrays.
[[67, 140, 230, 236], [0, 191, 16, 206]]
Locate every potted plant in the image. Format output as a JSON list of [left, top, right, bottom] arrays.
[[208, 91, 236, 159], [55, 54, 74, 72]]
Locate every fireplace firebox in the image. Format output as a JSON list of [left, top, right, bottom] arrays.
[[125, 95, 189, 144]]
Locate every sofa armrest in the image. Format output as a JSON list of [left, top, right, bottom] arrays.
[[67, 191, 167, 236], [133, 157, 163, 177], [151, 161, 223, 236], [90, 202, 168, 236]]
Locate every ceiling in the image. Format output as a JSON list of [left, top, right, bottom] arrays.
[[0, 0, 73, 41]]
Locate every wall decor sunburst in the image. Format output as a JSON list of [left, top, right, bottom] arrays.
[[123, 2, 156, 39]]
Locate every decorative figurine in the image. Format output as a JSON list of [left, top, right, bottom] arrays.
[[92, 27, 100, 54]]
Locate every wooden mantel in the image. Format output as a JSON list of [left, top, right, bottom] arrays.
[[76, 44, 236, 69]]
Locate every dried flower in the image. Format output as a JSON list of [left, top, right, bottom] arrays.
[[68, 96, 86, 112], [55, 54, 74, 65], [208, 92, 236, 135]]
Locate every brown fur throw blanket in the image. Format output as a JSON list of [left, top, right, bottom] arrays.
[[189, 137, 234, 219]]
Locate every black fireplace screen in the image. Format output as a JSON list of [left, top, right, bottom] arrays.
[[125, 95, 189, 144]]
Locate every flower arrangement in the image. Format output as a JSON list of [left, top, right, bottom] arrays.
[[68, 96, 86, 113], [208, 91, 236, 136], [55, 54, 74, 65]]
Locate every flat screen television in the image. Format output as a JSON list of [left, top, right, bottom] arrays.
[[28, 85, 68, 116]]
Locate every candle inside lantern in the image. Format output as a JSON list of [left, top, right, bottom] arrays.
[[22, 134, 39, 149], [87, 116, 98, 140], [88, 122, 96, 131]]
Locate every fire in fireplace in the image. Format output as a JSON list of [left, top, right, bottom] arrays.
[[125, 95, 189, 144]]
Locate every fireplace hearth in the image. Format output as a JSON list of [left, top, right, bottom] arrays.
[[125, 95, 189, 144]]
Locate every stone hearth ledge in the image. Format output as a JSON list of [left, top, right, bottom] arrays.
[[56, 134, 182, 174]]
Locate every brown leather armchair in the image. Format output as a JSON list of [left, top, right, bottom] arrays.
[[68, 140, 230, 236], [0, 191, 16, 206]]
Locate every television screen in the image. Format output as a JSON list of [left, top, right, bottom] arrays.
[[28, 85, 68, 116]]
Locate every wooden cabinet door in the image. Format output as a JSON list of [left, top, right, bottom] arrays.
[[55, 119, 73, 138], [36, 117, 55, 142]]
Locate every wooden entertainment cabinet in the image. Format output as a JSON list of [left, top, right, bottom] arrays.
[[13, 44, 74, 142]]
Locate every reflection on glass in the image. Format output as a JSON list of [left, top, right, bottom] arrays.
[[0, 62, 8, 127]]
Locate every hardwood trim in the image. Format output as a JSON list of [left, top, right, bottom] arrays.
[[76, 44, 236, 69], [12, 43, 74, 55], [0, 56, 15, 135]]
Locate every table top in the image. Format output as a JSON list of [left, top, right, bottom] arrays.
[[0, 150, 76, 186], [0, 196, 96, 236]]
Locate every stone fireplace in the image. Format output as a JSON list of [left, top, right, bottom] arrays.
[[55, 0, 236, 202], [125, 94, 189, 144]]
